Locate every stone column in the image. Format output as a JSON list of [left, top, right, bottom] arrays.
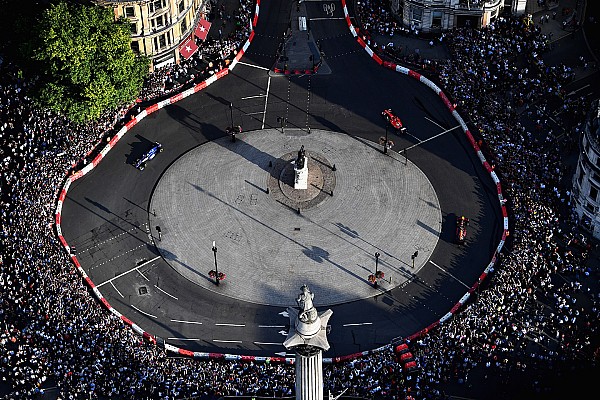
[[295, 348, 323, 400]]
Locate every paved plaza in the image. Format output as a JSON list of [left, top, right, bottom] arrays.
[[150, 129, 441, 306]]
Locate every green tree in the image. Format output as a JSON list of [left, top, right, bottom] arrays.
[[26, 1, 149, 123]]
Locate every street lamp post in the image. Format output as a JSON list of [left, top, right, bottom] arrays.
[[374, 252, 380, 288], [411, 251, 418, 268], [212, 241, 219, 285], [229, 103, 236, 142], [384, 126, 388, 154]]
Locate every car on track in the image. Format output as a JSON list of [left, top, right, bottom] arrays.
[[134, 142, 163, 171], [456, 215, 470, 244], [381, 108, 406, 133]]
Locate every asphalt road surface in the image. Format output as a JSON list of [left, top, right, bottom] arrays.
[[60, 0, 503, 358]]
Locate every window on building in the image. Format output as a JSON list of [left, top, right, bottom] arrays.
[[578, 168, 584, 185], [159, 34, 166, 49], [432, 11, 443, 28], [585, 201, 595, 214], [180, 18, 187, 34], [131, 41, 140, 54], [130, 23, 137, 35], [179, 0, 185, 14], [152, 15, 165, 30], [125, 6, 135, 18], [412, 7, 423, 23], [590, 186, 598, 202], [150, 0, 167, 14]]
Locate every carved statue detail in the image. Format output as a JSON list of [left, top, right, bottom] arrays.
[[297, 284, 317, 323]]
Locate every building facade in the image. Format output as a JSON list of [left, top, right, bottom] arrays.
[[390, 0, 505, 33], [572, 99, 600, 239], [95, 0, 209, 69]]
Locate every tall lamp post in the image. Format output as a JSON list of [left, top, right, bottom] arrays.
[[384, 126, 388, 154], [212, 241, 219, 285], [229, 103, 236, 142], [411, 251, 419, 268]]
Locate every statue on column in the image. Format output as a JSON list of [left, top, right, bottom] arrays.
[[296, 145, 306, 169]]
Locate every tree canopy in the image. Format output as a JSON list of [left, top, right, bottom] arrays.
[[26, 1, 149, 123]]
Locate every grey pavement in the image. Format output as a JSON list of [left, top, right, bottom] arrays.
[[149, 129, 441, 307]]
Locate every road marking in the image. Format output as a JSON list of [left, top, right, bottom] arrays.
[[567, 84, 590, 96], [170, 319, 202, 325], [258, 325, 285, 328], [429, 260, 470, 289], [310, 17, 345, 20], [237, 61, 270, 71], [254, 342, 283, 345], [215, 323, 245, 327], [130, 304, 157, 319], [167, 337, 200, 341], [137, 268, 150, 281], [154, 285, 178, 300], [110, 282, 124, 298], [96, 256, 161, 287], [424, 116, 445, 129], [213, 339, 242, 343], [245, 111, 265, 115], [404, 124, 462, 151], [241, 94, 266, 100], [261, 76, 271, 129], [342, 322, 373, 327], [90, 243, 148, 270]]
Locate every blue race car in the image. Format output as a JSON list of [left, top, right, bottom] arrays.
[[134, 142, 163, 170]]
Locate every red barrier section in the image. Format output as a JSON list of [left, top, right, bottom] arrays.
[[372, 54, 383, 65], [146, 104, 159, 114], [408, 70, 421, 80], [125, 119, 137, 130], [170, 93, 183, 103]]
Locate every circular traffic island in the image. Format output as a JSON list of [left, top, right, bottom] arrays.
[[150, 129, 441, 306]]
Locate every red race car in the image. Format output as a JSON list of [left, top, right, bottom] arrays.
[[456, 216, 470, 244], [382, 108, 407, 133]]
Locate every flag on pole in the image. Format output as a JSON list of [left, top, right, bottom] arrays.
[[179, 36, 198, 60], [194, 18, 212, 41]]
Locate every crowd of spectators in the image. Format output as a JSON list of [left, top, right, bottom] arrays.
[[1, 0, 599, 399]]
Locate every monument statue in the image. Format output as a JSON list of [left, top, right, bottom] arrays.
[[297, 284, 317, 323], [297, 145, 306, 169]]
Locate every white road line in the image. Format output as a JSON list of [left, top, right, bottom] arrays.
[[245, 111, 266, 115], [137, 268, 150, 281], [130, 304, 157, 319], [241, 94, 266, 100], [215, 323, 245, 327], [424, 116, 445, 129], [237, 61, 270, 71], [429, 260, 470, 289], [342, 322, 373, 327], [170, 319, 203, 325], [110, 281, 124, 298], [261, 76, 271, 129], [310, 17, 345, 21], [213, 339, 242, 343], [253, 342, 283, 345], [258, 325, 285, 328], [167, 337, 200, 341], [154, 285, 178, 300], [405, 124, 462, 151], [96, 256, 161, 287]]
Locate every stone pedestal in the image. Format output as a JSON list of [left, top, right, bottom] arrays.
[[294, 160, 308, 189]]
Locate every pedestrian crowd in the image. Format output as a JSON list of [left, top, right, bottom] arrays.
[[1, 1, 599, 399]]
